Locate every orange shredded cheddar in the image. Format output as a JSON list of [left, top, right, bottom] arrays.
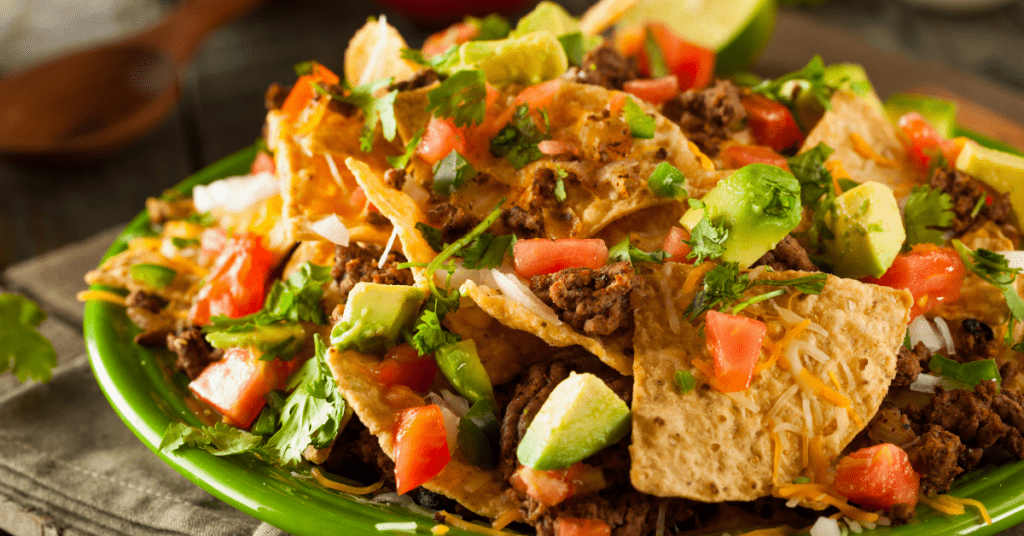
[[797, 369, 851, 408], [770, 426, 782, 486], [776, 485, 879, 523], [808, 436, 829, 484], [919, 493, 965, 515], [436, 512, 514, 536], [850, 132, 897, 167], [828, 370, 841, 390], [930, 495, 992, 524], [76, 289, 127, 306], [759, 319, 810, 374], [164, 255, 208, 277], [310, 468, 382, 494], [683, 261, 715, 295], [824, 160, 851, 195], [431, 525, 451, 535], [846, 407, 864, 428], [688, 141, 715, 171], [129, 237, 163, 251], [490, 509, 521, 531]]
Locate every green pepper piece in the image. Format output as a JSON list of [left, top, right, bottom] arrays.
[[647, 161, 687, 198], [457, 399, 501, 469], [434, 339, 496, 409], [129, 263, 177, 289], [929, 354, 1002, 387]]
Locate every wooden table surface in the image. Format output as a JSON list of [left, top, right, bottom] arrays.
[[1, 0, 1023, 272]]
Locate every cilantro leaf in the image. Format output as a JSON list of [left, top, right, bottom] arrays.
[[387, 127, 424, 169], [433, 150, 477, 196], [264, 263, 334, 324], [186, 211, 217, 227], [609, 237, 669, 266], [416, 222, 445, 252], [903, 184, 954, 246], [751, 273, 828, 295], [490, 105, 549, 169], [317, 79, 398, 152], [686, 262, 749, 320], [752, 55, 835, 110], [427, 69, 488, 127], [674, 370, 695, 393], [787, 142, 835, 207], [171, 237, 199, 249], [466, 13, 511, 40], [264, 335, 347, 466], [623, 97, 655, 139], [951, 241, 1024, 352], [159, 421, 264, 457], [460, 233, 516, 270], [410, 297, 462, 357], [0, 293, 57, 383], [684, 203, 729, 264]]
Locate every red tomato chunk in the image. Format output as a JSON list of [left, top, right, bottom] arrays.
[[372, 343, 438, 393], [394, 404, 451, 494], [661, 226, 693, 263], [513, 238, 609, 278], [865, 244, 966, 319], [834, 443, 920, 511], [741, 93, 804, 152], [190, 231, 273, 326], [188, 347, 298, 428], [555, 517, 612, 536], [722, 145, 791, 172], [705, 310, 767, 392]]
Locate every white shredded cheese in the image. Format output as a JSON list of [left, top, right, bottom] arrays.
[[933, 316, 956, 355], [490, 269, 562, 326], [810, 517, 841, 536], [838, 358, 855, 386], [772, 302, 829, 336], [802, 393, 813, 436], [658, 264, 680, 335], [323, 153, 349, 192], [192, 171, 278, 213], [768, 384, 800, 419], [724, 391, 760, 413], [784, 340, 804, 376], [772, 422, 802, 435], [378, 227, 399, 269], [796, 340, 830, 365], [310, 214, 350, 246], [374, 521, 418, 533]]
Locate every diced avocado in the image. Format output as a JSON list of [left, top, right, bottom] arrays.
[[517, 372, 631, 470], [821, 181, 905, 279], [884, 94, 957, 139], [130, 263, 177, 289], [510, 1, 580, 38], [956, 140, 1024, 222], [795, 63, 883, 131], [457, 399, 501, 470], [434, 339, 496, 409], [206, 322, 306, 356], [679, 164, 802, 268], [330, 283, 425, 354], [441, 32, 569, 86]]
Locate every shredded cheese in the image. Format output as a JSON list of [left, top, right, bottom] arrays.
[[941, 496, 992, 525], [436, 512, 513, 536], [828, 370, 841, 390], [798, 369, 852, 408], [378, 227, 399, 269], [768, 384, 800, 419], [310, 468, 383, 494], [431, 526, 450, 535], [683, 261, 715, 295], [76, 289, 127, 306], [490, 509, 521, 530], [657, 264, 680, 335], [850, 133, 897, 167], [129, 237, 163, 251], [769, 421, 782, 485], [846, 407, 864, 428], [775, 485, 879, 523], [762, 319, 810, 376], [724, 391, 760, 413], [688, 141, 715, 171], [164, 255, 208, 277], [324, 153, 350, 193], [919, 493, 965, 515], [801, 395, 813, 464], [808, 436, 828, 484]]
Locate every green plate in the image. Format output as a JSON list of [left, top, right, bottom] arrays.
[[85, 145, 1024, 536]]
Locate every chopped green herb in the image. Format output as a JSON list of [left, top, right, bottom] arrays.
[[490, 104, 549, 169], [0, 293, 58, 383], [315, 79, 398, 152], [171, 237, 199, 249], [952, 241, 1024, 352], [553, 179, 567, 202], [647, 161, 687, 198], [186, 211, 217, 227], [903, 185, 954, 246], [750, 273, 828, 295], [432, 149, 477, 196], [387, 127, 424, 169], [792, 476, 812, 484], [684, 203, 729, 264], [970, 195, 987, 219], [410, 299, 462, 357], [929, 354, 1002, 387], [674, 370, 696, 393], [787, 142, 835, 207], [623, 97, 655, 139], [466, 13, 511, 41], [686, 262, 827, 320], [558, 32, 587, 67], [426, 69, 488, 127], [293, 60, 316, 77], [609, 237, 669, 267], [460, 233, 516, 270], [752, 55, 835, 110], [416, 222, 445, 252], [160, 422, 265, 457]]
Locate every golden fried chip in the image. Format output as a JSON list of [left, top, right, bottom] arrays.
[[630, 263, 911, 502], [344, 16, 419, 87], [326, 348, 519, 519]]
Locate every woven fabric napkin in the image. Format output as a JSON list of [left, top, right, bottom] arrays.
[[0, 228, 290, 536]]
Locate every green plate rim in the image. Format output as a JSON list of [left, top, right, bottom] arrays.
[[84, 143, 1024, 536]]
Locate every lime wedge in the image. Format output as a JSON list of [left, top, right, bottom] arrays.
[[955, 140, 1024, 222], [615, 0, 777, 75], [447, 31, 569, 86]]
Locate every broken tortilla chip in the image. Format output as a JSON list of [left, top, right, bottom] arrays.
[[325, 347, 519, 519], [344, 16, 419, 87], [630, 263, 912, 502]]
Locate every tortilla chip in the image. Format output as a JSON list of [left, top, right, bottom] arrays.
[[630, 263, 912, 502], [325, 347, 519, 519], [579, 0, 640, 35], [343, 17, 419, 87], [266, 110, 395, 246], [460, 279, 633, 376], [801, 91, 920, 197], [930, 222, 1015, 326]]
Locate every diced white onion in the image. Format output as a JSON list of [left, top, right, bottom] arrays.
[[436, 402, 459, 455], [448, 263, 496, 290], [192, 171, 278, 213], [933, 316, 956, 355], [440, 389, 471, 418], [1001, 251, 1024, 271], [310, 214, 350, 246], [909, 373, 943, 393], [810, 517, 841, 536], [374, 521, 418, 533], [403, 180, 430, 205], [323, 153, 348, 192], [909, 316, 943, 353], [489, 269, 563, 326], [378, 227, 399, 269]]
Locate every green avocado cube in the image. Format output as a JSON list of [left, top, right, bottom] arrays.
[[516, 372, 631, 470], [330, 283, 425, 354], [822, 181, 906, 279]]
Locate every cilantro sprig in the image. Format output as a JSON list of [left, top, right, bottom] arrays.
[[752, 55, 836, 110], [387, 127, 424, 169], [609, 237, 668, 267], [683, 200, 729, 264], [685, 262, 827, 320], [952, 241, 1024, 352], [903, 185, 954, 247], [0, 293, 58, 383], [314, 79, 398, 152], [490, 104, 550, 169], [426, 69, 488, 127]]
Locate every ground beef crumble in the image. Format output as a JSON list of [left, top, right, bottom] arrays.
[[529, 262, 644, 337], [166, 327, 223, 380], [427, 203, 480, 244], [661, 80, 745, 157], [331, 243, 413, 304], [502, 205, 545, 238], [892, 341, 929, 388], [751, 236, 818, 272], [929, 167, 1017, 241], [567, 45, 638, 90]]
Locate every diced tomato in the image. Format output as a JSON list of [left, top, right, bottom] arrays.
[[514, 79, 561, 110], [511, 463, 606, 508], [864, 244, 966, 319], [623, 75, 679, 105], [723, 145, 792, 172], [705, 310, 767, 392], [897, 111, 944, 171], [513, 238, 609, 278], [422, 21, 479, 57], [188, 347, 298, 428], [281, 63, 340, 123], [741, 93, 805, 152], [555, 518, 612, 536], [537, 140, 579, 157], [607, 92, 628, 116], [418, 117, 466, 166], [833, 443, 920, 511], [347, 186, 378, 212], [640, 23, 715, 91], [189, 232, 274, 325], [249, 151, 275, 175], [394, 404, 451, 494], [372, 344, 438, 393], [662, 226, 693, 263]]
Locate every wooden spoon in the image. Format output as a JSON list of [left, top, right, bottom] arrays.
[[0, 0, 265, 162]]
